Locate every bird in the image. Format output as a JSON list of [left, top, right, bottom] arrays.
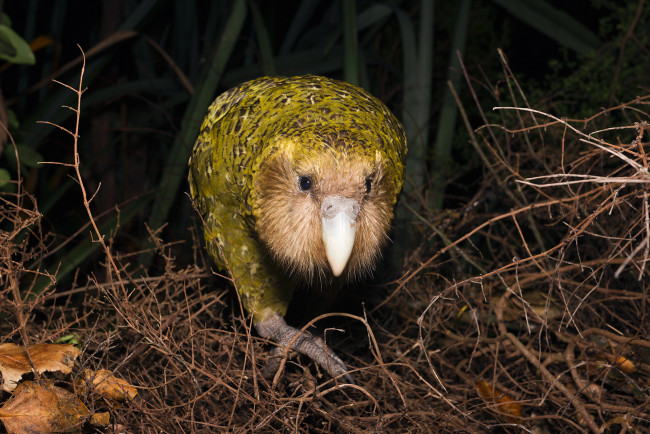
[[188, 75, 406, 380]]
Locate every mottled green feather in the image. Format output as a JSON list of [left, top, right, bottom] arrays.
[[188, 75, 406, 322]]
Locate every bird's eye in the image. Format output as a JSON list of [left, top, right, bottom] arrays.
[[298, 175, 312, 191], [365, 177, 373, 194]]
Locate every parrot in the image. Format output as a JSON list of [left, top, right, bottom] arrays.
[[188, 75, 406, 380]]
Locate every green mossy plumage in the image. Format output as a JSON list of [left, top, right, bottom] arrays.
[[189, 75, 406, 322]]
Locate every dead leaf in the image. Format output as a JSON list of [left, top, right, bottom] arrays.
[[0, 343, 81, 392], [610, 355, 636, 375], [90, 411, 110, 427], [75, 369, 138, 402], [0, 380, 89, 433], [475, 380, 522, 422], [589, 353, 637, 379]]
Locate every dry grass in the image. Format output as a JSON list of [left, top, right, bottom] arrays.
[[1, 54, 650, 433]]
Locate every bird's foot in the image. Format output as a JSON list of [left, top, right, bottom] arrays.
[[255, 313, 352, 383]]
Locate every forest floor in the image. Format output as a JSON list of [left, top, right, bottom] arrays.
[[2, 77, 650, 433]]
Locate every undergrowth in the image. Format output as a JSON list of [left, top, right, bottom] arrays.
[[1, 44, 650, 432]]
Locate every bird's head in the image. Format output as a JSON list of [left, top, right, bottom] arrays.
[[253, 126, 403, 282]]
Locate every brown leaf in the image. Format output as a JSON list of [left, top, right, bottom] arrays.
[[90, 411, 111, 427], [0, 343, 81, 392], [589, 353, 637, 378], [0, 380, 89, 433], [610, 355, 636, 375], [75, 369, 138, 402], [475, 380, 522, 422]]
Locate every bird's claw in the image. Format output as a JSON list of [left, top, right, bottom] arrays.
[[256, 313, 353, 383]]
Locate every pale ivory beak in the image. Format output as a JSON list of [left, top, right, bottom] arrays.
[[320, 196, 360, 277]]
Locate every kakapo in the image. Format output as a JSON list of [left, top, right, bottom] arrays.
[[188, 75, 406, 380]]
